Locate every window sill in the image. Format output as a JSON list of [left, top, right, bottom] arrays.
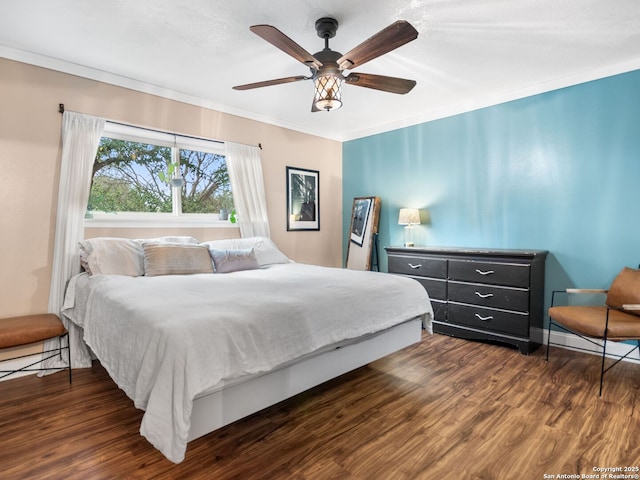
[[84, 213, 237, 229]]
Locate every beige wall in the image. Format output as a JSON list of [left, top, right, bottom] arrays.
[[0, 57, 342, 322]]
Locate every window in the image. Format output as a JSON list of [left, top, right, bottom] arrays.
[[86, 123, 233, 224]]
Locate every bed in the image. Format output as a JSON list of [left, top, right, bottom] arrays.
[[62, 236, 433, 463]]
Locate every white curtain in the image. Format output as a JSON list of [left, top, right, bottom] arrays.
[[225, 142, 271, 238], [41, 111, 105, 371]]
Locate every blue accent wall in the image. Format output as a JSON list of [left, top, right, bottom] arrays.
[[343, 70, 640, 310]]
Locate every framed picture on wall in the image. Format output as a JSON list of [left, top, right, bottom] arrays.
[[286, 166, 320, 231]]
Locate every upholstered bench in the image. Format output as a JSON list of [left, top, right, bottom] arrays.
[[0, 314, 71, 382]]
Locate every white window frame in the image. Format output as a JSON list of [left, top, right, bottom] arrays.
[[85, 122, 235, 228]]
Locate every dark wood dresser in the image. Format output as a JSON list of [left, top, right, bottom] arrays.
[[386, 246, 547, 354]]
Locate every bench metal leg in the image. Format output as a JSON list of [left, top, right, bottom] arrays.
[[0, 333, 72, 383]]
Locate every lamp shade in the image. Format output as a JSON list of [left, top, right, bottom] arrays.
[[398, 208, 420, 225], [314, 73, 343, 111]]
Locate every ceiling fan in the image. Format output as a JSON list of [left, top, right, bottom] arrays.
[[233, 17, 418, 112]]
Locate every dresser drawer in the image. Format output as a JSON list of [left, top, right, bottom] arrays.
[[448, 259, 530, 288], [447, 303, 529, 337], [448, 281, 529, 312], [388, 255, 447, 278], [412, 277, 447, 301], [432, 299, 447, 322]]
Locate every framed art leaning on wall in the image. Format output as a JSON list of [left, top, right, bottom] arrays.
[[286, 167, 319, 231], [346, 196, 381, 270]]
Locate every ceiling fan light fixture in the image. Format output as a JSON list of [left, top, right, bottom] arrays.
[[314, 73, 343, 111]]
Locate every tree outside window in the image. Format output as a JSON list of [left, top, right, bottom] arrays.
[[87, 137, 233, 216]]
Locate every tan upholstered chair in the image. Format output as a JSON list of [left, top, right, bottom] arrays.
[[546, 267, 640, 395]]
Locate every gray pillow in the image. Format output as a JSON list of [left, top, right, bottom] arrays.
[[200, 237, 290, 266], [210, 248, 261, 273]]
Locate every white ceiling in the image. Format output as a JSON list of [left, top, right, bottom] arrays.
[[1, 0, 639, 141]]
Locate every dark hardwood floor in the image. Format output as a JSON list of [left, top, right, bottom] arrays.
[[1, 332, 639, 479]]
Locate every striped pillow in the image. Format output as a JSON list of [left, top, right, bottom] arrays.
[[142, 243, 214, 276]]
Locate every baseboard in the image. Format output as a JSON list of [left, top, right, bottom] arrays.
[[542, 328, 640, 364], [4, 328, 639, 383]]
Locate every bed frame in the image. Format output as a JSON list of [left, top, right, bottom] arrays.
[[188, 317, 423, 442]]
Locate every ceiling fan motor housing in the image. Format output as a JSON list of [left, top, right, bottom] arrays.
[[312, 49, 343, 78], [312, 18, 344, 80]]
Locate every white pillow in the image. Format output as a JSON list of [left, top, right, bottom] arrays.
[[200, 237, 290, 267], [79, 238, 144, 276], [210, 248, 261, 273]]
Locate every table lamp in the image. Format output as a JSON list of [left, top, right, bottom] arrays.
[[398, 208, 420, 247]]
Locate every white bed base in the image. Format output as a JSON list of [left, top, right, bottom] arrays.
[[188, 317, 423, 442]]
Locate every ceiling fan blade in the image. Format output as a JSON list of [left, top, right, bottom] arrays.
[[250, 25, 322, 69], [233, 75, 309, 90], [344, 72, 416, 94], [337, 20, 418, 70]]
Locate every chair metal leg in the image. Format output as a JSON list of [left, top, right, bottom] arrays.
[[598, 309, 612, 397], [66, 333, 72, 384], [546, 319, 553, 362], [546, 290, 559, 363], [598, 338, 607, 396], [546, 294, 638, 396]]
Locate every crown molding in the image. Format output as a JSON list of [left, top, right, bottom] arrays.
[[340, 58, 640, 141], [2, 45, 639, 143]]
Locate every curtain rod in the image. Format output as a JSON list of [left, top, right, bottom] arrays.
[[58, 103, 262, 150]]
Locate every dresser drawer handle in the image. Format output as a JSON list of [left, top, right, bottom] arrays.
[[475, 291, 494, 299], [475, 269, 495, 276], [408, 263, 422, 269], [475, 313, 494, 321]]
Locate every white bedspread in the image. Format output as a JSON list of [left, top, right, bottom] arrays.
[[63, 263, 432, 463]]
